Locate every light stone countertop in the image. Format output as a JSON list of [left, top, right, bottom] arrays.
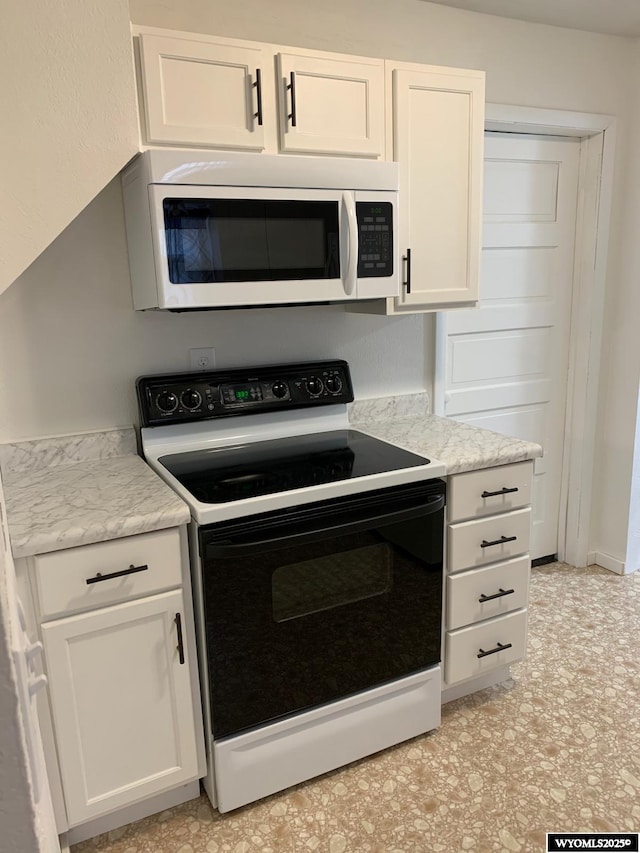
[[0, 398, 542, 559], [348, 394, 543, 474], [0, 428, 190, 559]]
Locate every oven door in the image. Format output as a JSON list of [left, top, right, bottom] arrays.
[[199, 480, 445, 740]]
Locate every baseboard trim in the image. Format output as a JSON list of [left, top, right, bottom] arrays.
[[592, 551, 626, 574], [65, 781, 201, 846], [531, 554, 557, 567]]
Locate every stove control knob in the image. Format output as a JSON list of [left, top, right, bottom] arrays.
[[271, 381, 288, 399], [325, 374, 343, 394], [306, 377, 324, 397], [181, 389, 202, 411], [155, 391, 178, 413]]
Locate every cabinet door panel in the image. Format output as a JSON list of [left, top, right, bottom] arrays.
[[392, 66, 484, 310], [278, 53, 384, 157], [139, 34, 267, 149], [42, 590, 199, 826]]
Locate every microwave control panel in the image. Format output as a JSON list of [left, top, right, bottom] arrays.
[[137, 360, 354, 426], [356, 202, 393, 278]]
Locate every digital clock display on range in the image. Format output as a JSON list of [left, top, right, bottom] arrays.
[[235, 389, 250, 400]]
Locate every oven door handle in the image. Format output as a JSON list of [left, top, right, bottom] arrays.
[[204, 494, 445, 558]]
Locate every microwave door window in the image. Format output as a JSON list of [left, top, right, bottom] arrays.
[[163, 199, 340, 283]]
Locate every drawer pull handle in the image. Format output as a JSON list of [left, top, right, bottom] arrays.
[[85, 564, 149, 585], [253, 67, 264, 126], [481, 487, 519, 498], [481, 535, 517, 549], [287, 71, 297, 127], [175, 612, 185, 665], [479, 587, 515, 603], [477, 641, 513, 659]]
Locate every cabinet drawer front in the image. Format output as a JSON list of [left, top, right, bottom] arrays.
[[448, 461, 533, 523], [446, 555, 529, 630], [34, 528, 183, 619], [445, 609, 527, 685], [448, 507, 531, 574]]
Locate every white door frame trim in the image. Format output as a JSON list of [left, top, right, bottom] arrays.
[[434, 102, 616, 567]]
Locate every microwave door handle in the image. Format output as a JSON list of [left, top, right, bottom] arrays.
[[341, 192, 358, 296]]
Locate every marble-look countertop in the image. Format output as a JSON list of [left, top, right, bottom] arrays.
[[348, 394, 542, 474], [0, 428, 190, 559]]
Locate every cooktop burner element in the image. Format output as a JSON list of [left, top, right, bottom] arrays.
[[158, 429, 430, 503]]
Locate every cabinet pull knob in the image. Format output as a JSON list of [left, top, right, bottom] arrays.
[[175, 613, 185, 665], [481, 486, 519, 498], [402, 248, 412, 293], [287, 71, 297, 127], [481, 535, 517, 549], [479, 587, 515, 603], [85, 564, 149, 585], [253, 68, 263, 126], [477, 641, 512, 659]]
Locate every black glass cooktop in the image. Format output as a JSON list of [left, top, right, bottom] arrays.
[[158, 429, 430, 503]]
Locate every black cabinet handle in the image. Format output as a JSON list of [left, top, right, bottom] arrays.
[[477, 641, 512, 659], [175, 613, 185, 665], [253, 68, 263, 126], [403, 248, 412, 293], [86, 563, 148, 585], [481, 535, 517, 549], [287, 71, 297, 127], [479, 587, 515, 603], [481, 487, 519, 498]]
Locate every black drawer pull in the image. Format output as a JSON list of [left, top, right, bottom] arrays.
[[287, 71, 297, 127], [477, 641, 512, 659], [481, 535, 517, 549], [479, 587, 515, 603], [403, 248, 412, 293], [175, 613, 185, 665], [86, 564, 149, 585], [253, 68, 263, 126], [481, 486, 519, 498]]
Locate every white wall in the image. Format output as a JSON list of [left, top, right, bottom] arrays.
[[591, 43, 640, 570], [0, 0, 139, 294]]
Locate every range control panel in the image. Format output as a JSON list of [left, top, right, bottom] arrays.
[[137, 360, 354, 427]]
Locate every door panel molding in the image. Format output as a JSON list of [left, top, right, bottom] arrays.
[[435, 103, 616, 567]]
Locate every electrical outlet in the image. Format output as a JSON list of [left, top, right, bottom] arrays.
[[190, 348, 216, 371]]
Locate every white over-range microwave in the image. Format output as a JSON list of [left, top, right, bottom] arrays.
[[121, 149, 399, 310]]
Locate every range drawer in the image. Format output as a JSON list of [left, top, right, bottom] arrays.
[[446, 555, 529, 630], [448, 461, 533, 523], [447, 507, 531, 574], [444, 608, 527, 685], [33, 528, 183, 619]]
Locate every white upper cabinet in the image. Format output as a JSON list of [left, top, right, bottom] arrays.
[[386, 63, 484, 313], [277, 52, 385, 157], [137, 32, 271, 150], [134, 29, 384, 158]]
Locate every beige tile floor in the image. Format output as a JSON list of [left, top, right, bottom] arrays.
[[72, 563, 640, 853]]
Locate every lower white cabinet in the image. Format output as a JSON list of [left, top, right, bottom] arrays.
[[443, 461, 534, 693], [20, 526, 204, 832], [42, 589, 200, 826]]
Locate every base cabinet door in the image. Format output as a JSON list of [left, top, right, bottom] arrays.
[[277, 52, 385, 157], [41, 590, 200, 826], [138, 33, 269, 150], [390, 64, 484, 311]]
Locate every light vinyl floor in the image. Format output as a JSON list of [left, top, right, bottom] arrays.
[[72, 563, 640, 853]]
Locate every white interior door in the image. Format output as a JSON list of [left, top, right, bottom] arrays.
[[440, 132, 581, 560]]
